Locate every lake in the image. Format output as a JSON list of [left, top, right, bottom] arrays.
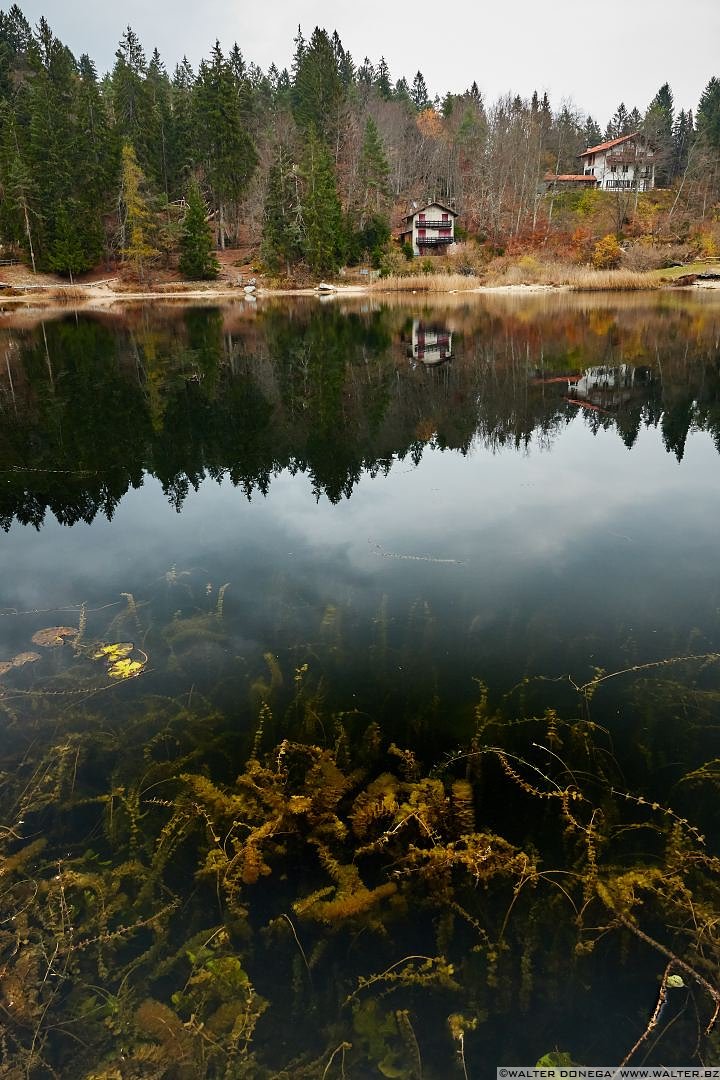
[[1, 293, 719, 1077]]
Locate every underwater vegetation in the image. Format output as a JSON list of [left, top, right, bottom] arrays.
[[0, 585, 719, 1077]]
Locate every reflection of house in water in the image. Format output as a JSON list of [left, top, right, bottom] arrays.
[[569, 365, 653, 409], [408, 320, 453, 367]]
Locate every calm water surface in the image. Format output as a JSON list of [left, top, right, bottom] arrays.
[[1, 294, 719, 1076]]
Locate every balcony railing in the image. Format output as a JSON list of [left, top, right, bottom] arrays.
[[416, 220, 453, 228], [606, 153, 652, 165], [417, 236, 454, 246]]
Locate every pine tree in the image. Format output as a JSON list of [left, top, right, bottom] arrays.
[[179, 176, 219, 279], [262, 144, 302, 275], [301, 127, 343, 276]]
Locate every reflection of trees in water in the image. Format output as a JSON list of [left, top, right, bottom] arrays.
[[1, 300, 720, 528]]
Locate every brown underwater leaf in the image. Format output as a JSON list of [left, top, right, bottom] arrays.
[[0, 652, 41, 678], [11, 651, 41, 667], [31, 626, 78, 647]]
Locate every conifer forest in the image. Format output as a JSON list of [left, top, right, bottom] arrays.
[[0, 4, 718, 279]]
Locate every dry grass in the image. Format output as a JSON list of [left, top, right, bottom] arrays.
[[536, 265, 660, 291], [482, 258, 661, 291], [372, 263, 659, 293], [373, 273, 483, 293], [42, 285, 97, 302]]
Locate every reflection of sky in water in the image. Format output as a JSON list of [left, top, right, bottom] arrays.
[[3, 414, 719, 693]]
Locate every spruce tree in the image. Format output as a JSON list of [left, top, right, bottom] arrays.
[[193, 42, 257, 247], [292, 27, 344, 144], [672, 109, 695, 177], [167, 58, 195, 199], [606, 102, 630, 139], [144, 48, 173, 197], [583, 116, 602, 148], [179, 176, 219, 279], [262, 144, 302, 275], [394, 77, 412, 107], [697, 77, 720, 151], [301, 126, 343, 276], [375, 57, 392, 100], [112, 27, 151, 164], [357, 117, 390, 222], [411, 71, 430, 110], [49, 203, 97, 280], [644, 83, 674, 184], [0, 101, 38, 269]]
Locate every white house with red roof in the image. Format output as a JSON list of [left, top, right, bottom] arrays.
[[580, 133, 655, 191], [545, 132, 656, 193], [398, 201, 458, 256]]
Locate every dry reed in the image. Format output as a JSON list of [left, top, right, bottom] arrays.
[[374, 264, 661, 294], [372, 273, 484, 293]]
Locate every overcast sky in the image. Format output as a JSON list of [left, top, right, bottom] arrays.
[[15, 0, 720, 124]]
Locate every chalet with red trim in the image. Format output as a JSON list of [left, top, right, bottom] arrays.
[[545, 132, 656, 193], [398, 201, 458, 256]]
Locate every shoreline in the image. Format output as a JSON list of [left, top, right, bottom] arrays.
[[0, 278, 717, 313]]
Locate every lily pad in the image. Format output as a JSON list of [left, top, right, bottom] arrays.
[[31, 626, 78, 647]]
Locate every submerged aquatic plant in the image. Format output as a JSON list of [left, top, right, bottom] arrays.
[[0, 588, 719, 1075]]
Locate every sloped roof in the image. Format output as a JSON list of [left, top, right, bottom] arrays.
[[580, 132, 642, 157], [404, 201, 458, 221]]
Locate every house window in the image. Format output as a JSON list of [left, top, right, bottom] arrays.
[[622, 165, 628, 174], [418, 228, 426, 238], [442, 213, 449, 221]]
